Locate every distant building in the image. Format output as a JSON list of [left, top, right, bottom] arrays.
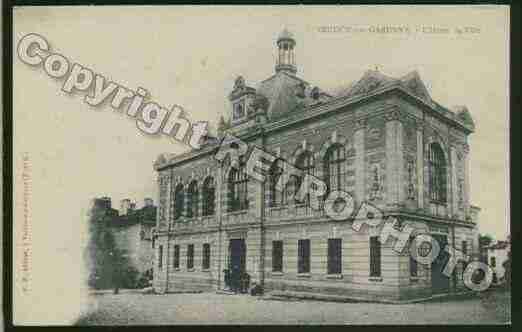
[[89, 196, 157, 276], [88, 196, 119, 222], [111, 198, 157, 276], [485, 240, 510, 285]]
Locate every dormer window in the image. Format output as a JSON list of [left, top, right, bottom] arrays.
[[233, 100, 245, 120]]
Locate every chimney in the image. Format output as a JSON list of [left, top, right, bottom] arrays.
[[120, 198, 131, 215], [129, 202, 136, 212], [144, 198, 154, 207]]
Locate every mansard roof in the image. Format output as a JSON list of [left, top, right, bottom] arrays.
[[256, 71, 332, 120], [334, 69, 432, 102], [155, 69, 475, 171]]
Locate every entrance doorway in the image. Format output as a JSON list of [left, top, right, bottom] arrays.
[[431, 234, 450, 294], [226, 239, 247, 292]]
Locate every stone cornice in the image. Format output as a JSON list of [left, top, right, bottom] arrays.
[[262, 83, 473, 138], [154, 145, 218, 171], [154, 83, 473, 172]]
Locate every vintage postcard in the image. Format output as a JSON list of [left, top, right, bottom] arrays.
[[11, 5, 510, 325]]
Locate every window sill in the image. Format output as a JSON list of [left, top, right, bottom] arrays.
[[173, 268, 180, 271], [187, 268, 195, 272], [297, 273, 311, 278], [369, 276, 383, 282], [202, 268, 211, 272], [293, 203, 310, 209], [410, 277, 420, 282], [225, 210, 248, 217], [326, 274, 343, 279], [271, 271, 284, 276]]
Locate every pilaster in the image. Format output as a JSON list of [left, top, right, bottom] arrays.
[[415, 120, 424, 209], [385, 110, 404, 208], [463, 143, 471, 219], [450, 146, 458, 217], [354, 118, 367, 207]]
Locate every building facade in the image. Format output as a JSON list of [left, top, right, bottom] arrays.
[[110, 198, 157, 276], [88, 197, 157, 279], [152, 29, 480, 301]]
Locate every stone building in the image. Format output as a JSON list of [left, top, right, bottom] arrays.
[[88, 196, 157, 278], [152, 29, 480, 301], [110, 198, 157, 276]]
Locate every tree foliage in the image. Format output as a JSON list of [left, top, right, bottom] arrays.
[[479, 234, 493, 247], [85, 213, 139, 290]]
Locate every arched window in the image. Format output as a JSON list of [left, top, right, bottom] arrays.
[[202, 177, 215, 216], [173, 183, 184, 220], [428, 142, 447, 203], [269, 159, 285, 207], [295, 151, 315, 206], [324, 144, 346, 194], [228, 163, 248, 212], [186, 181, 199, 218]]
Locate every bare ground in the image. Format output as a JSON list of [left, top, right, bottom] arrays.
[[76, 288, 511, 325]]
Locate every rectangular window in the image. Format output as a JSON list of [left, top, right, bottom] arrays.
[[370, 236, 381, 277], [187, 244, 194, 270], [298, 239, 310, 274], [272, 241, 283, 272], [327, 239, 342, 274], [158, 245, 163, 269], [410, 236, 418, 277], [202, 243, 211, 270], [173, 245, 180, 269], [490, 256, 496, 267], [410, 255, 418, 277], [462, 241, 468, 255]]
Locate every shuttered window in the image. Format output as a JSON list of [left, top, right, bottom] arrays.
[[428, 142, 447, 203], [370, 236, 381, 277], [186, 181, 199, 219], [272, 241, 283, 272], [228, 163, 249, 212], [187, 244, 194, 270], [410, 255, 418, 277], [298, 239, 311, 274], [324, 144, 346, 195], [202, 243, 211, 270], [327, 238, 342, 274], [202, 177, 215, 216], [173, 245, 180, 269]]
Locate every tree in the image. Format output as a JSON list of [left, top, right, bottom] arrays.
[[85, 208, 138, 290], [479, 234, 493, 247]]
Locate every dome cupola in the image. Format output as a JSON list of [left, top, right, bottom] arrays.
[[275, 28, 297, 74]]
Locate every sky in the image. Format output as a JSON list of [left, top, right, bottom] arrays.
[[13, 5, 509, 324]]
